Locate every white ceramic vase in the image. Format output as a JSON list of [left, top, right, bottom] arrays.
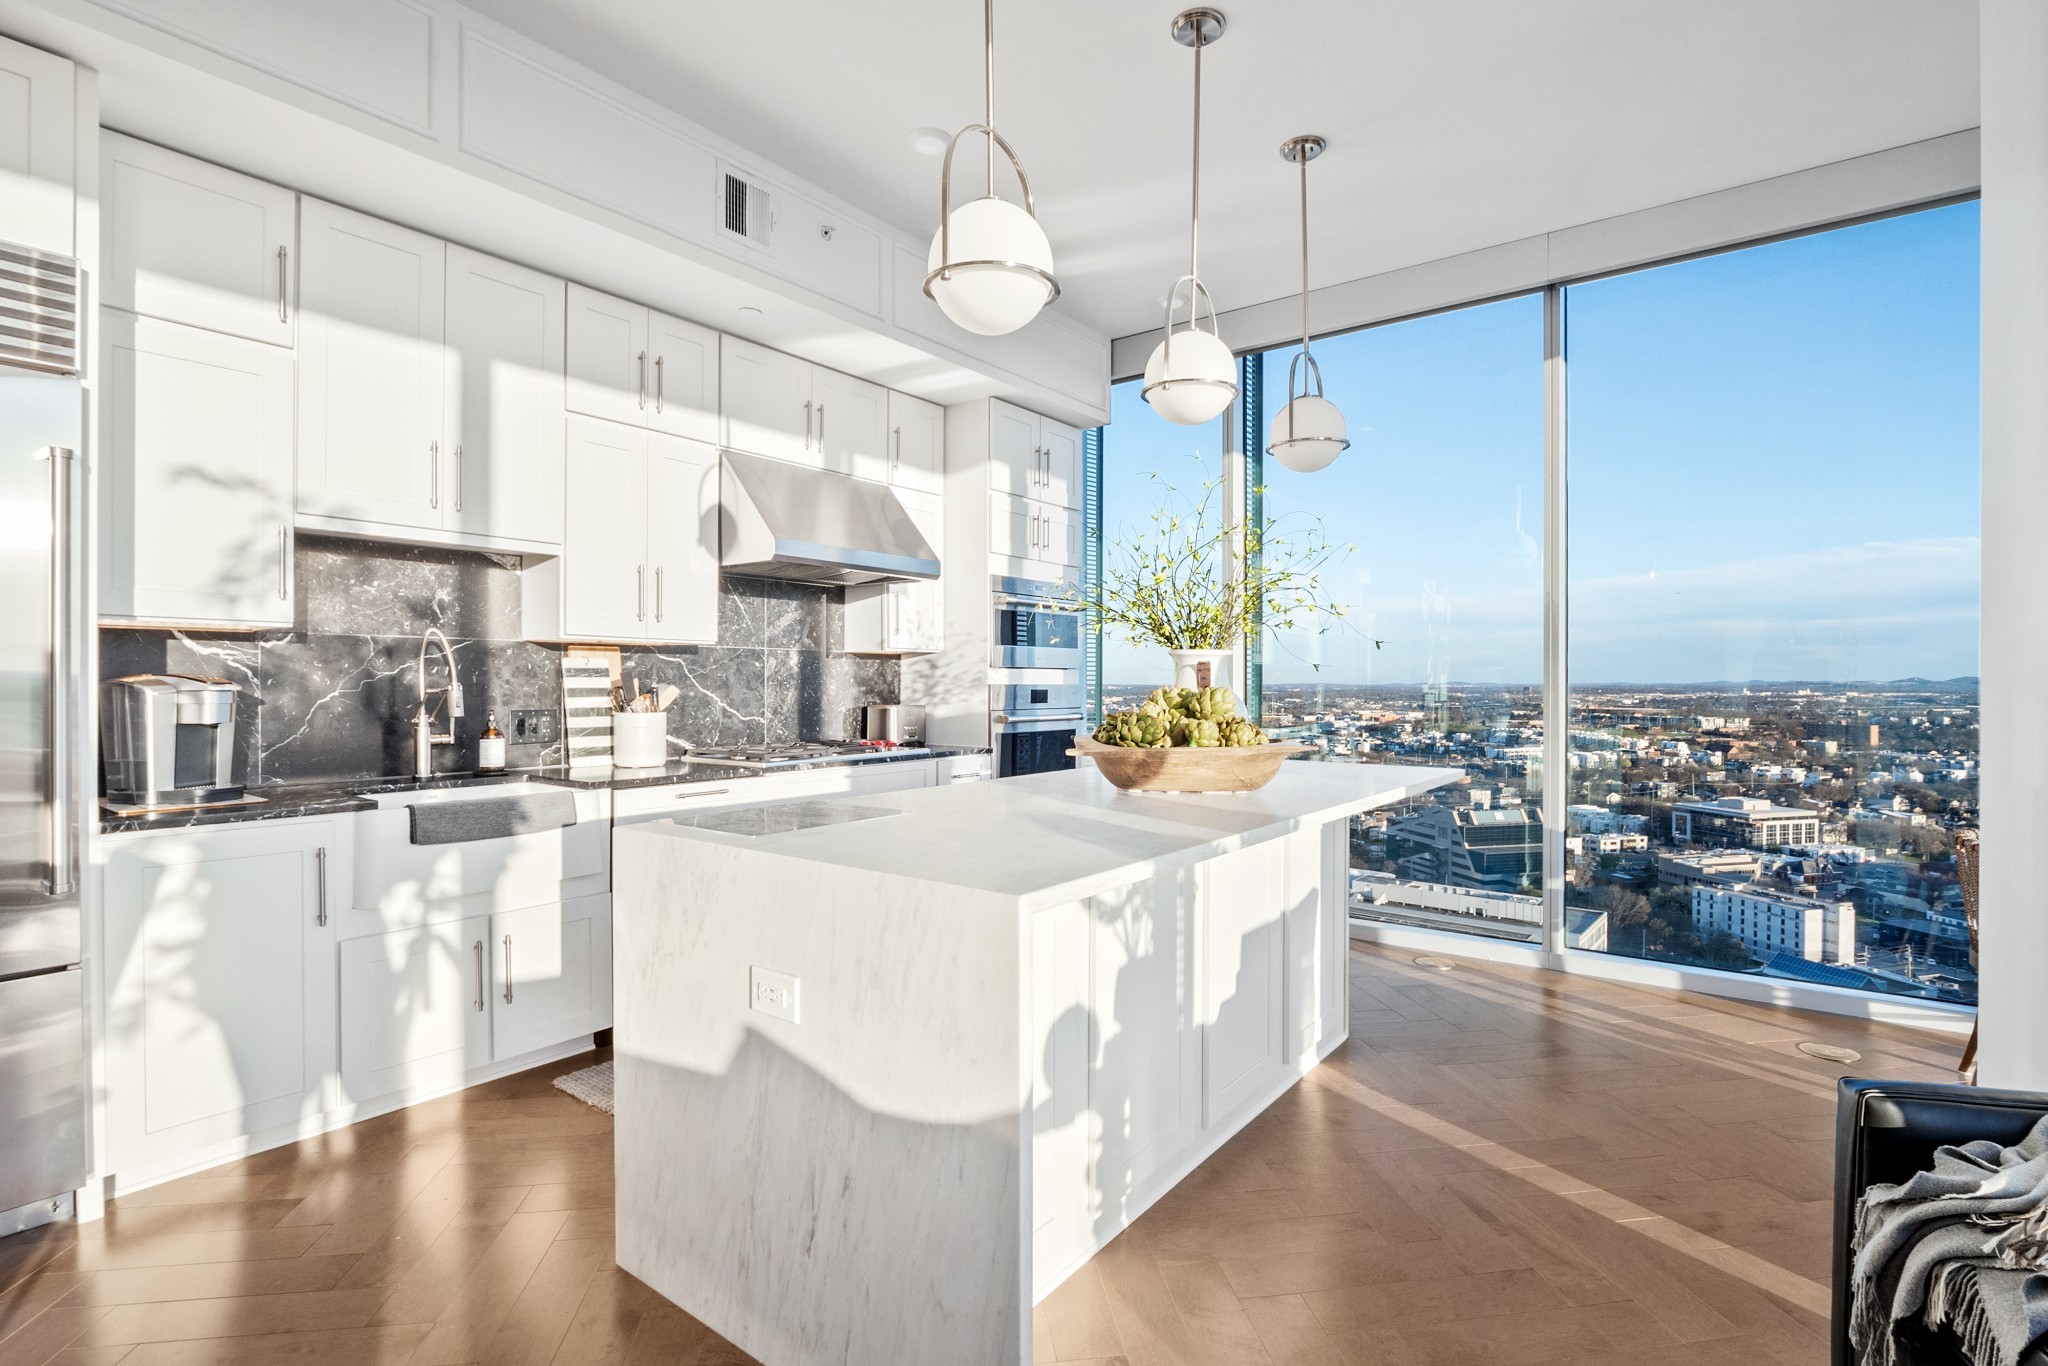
[[1166, 648, 1233, 693]]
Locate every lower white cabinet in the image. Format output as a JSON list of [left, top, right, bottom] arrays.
[[338, 895, 612, 1105], [99, 820, 338, 1178], [338, 913, 490, 1104], [491, 897, 612, 1060]]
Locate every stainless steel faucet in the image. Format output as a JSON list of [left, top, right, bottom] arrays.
[[413, 628, 464, 778]]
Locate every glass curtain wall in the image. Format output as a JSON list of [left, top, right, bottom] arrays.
[[1254, 296, 1547, 942], [1563, 202, 1981, 1004]]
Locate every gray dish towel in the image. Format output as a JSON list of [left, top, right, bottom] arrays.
[[1852, 1114, 2048, 1366], [408, 790, 578, 845]]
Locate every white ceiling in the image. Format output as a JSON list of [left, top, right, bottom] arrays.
[[463, 0, 1979, 342]]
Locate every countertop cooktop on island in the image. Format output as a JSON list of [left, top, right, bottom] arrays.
[[97, 746, 989, 835]]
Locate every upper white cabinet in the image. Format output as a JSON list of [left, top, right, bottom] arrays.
[[100, 311, 295, 628], [990, 493, 1080, 570], [565, 283, 717, 443], [0, 35, 74, 257], [989, 399, 1079, 511], [100, 820, 338, 1176], [887, 391, 945, 495], [101, 133, 297, 347], [843, 487, 945, 655], [296, 198, 446, 532], [446, 245, 565, 546], [721, 337, 885, 476], [524, 416, 719, 644], [721, 336, 813, 463]]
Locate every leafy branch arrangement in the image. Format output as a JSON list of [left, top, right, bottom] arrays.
[[1073, 463, 1351, 652]]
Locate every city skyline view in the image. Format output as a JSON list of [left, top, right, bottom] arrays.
[[1099, 201, 1981, 690]]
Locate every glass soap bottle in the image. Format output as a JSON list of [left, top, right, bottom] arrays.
[[477, 711, 507, 773]]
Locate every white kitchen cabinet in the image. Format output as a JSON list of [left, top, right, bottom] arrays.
[[887, 391, 945, 495], [296, 198, 445, 531], [491, 896, 612, 1061], [565, 283, 717, 444], [989, 493, 1079, 571], [645, 434, 721, 642], [101, 133, 297, 347], [445, 245, 565, 546], [986, 399, 1079, 511], [100, 311, 296, 628], [524, 416, 719, 644], [721, 335, 813, 464], [0, 35, 75, 257], [721, 336, 887, 476], [1199, 841, 1288, 1125], [99, 821, 338, 1178], [815, 366, 888, 479], [339, 914, 490, 1104], [843, 487, 944, 654]]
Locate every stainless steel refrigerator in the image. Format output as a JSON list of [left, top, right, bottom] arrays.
[[0, 241, 86, 1234]]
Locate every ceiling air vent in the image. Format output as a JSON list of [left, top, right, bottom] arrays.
[[721, 168, 774, 248]]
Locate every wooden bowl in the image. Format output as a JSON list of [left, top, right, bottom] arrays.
[[1067, 735, 1315, 793]]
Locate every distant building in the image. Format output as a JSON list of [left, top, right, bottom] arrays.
[[1671, 796, 1822, 850], [1656, 850, 1762, 888], [1692, 886, 1853, 965], [1384, 806, 1544, 894]]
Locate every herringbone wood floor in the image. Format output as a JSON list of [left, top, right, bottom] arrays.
[[0, 944, 1956, 1365]]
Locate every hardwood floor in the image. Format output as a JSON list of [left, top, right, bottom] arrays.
[[0, 943, 1955, 1365]]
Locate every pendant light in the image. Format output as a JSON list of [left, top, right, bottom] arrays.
[[1266, 134, 1350, 473], [1142, 8, 1237, 426], [924, 0, 1058, 337]]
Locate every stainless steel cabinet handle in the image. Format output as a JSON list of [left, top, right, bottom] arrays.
[[804, 399, 813, 450], [655, 565, 664, 622], [278, 524, 289, 600], [314, 846, 328, 927], [453, 444, 463, 513], [503, 934, 513, 1005], [654, 355, 665, 413], [429, 441, 439, 509], [817, 404, 826, 454], [637, 351, 647, 409], [892, 426, 901, 472], [672, 787, 731, 800], [277, 246, 288, 323], [473, 940, 485, 1012], [637, 565, 646, 621], [42, 447, 74, 897]]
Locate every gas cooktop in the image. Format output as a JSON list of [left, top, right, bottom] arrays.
[[680, 741, 932, 769]]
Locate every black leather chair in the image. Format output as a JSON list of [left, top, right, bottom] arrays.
[[1833, 1078, 2048, 1366]]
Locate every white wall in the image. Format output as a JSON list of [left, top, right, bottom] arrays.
[[1977, 0, 2048, 1093]]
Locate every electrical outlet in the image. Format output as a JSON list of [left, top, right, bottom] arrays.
[[510, 709, 559, 744], [749, 966, 799, 1023]]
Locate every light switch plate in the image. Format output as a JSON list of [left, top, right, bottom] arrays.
[[750, 966, 800, 1023]]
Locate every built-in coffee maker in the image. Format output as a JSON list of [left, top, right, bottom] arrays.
[[100, 675, 244, 809]]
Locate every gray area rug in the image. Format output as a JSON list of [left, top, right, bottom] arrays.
[[553, 1060, 614, 1115]]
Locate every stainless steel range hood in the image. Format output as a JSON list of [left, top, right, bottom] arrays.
[[718, 450, 939, 586]]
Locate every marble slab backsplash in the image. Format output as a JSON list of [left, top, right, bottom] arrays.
[[99, 534, 900, 787]]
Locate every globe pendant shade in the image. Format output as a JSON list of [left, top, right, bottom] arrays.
[[1266, 394, 1349, 472], [925, 196, 1056, 336], [1142, 326, 1237, 425]]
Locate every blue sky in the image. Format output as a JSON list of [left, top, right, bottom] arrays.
[[1100, 201, 1981, 689]]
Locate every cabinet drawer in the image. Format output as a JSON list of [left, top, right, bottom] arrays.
[[351, 789, 610, 917], [610, 771, 846, 823]]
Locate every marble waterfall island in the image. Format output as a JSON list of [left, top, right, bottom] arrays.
[[611, 761, 1460, 1366]]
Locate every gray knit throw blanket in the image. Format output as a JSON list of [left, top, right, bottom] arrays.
[[1851, 1113, 2048, 1366]]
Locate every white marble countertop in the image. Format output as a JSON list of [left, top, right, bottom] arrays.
[[620, 760, 1461, 911]]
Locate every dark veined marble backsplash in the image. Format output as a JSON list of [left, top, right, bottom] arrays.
[[99, 534, 899, 788]]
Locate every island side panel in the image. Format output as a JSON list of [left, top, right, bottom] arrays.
[[612, 826, 1030, 1366]]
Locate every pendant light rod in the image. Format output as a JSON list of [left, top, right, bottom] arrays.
[[1172, 9, 1226, 285], [983, 0, 995, 197], [1281, 134, 1326, 362]]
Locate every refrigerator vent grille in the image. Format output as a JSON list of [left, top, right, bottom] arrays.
[[0, 245, 78, 376]]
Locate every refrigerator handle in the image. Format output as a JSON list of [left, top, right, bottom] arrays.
[[43, 447, 76, 898]]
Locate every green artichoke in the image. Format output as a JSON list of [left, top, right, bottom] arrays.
[[1145, 686, 1196, 717], [1174, 717, 1222, 748], [1094, 709, 1170, 748], [1185, 686, 1236, 721], [1219, 717, 1269, 747]]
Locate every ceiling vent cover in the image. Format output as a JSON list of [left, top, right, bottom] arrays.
[[721, 168, 774, 248]]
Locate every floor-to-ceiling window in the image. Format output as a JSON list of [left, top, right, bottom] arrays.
[[1564, 202, 1980, 1003], [1255, 295, 1547, 941]]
